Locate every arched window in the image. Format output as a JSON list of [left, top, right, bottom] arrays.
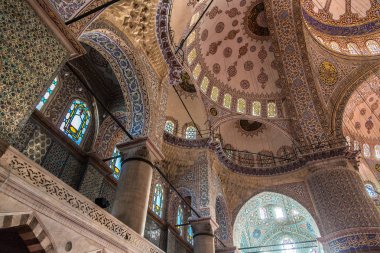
[[185, 126, 197, 140], [252, 101, 261, 116], [152, 184, 164, 217], [200, 77, 209, 93], [164, 120, 175, 134], [187, 226, 193, 244], [187, 31, 196, 47], [237, 98, 246, 114], [109, 146, 122, 180], [211, 86, 219, 102], [282, 237, 296, 253], [346, 136, 351, 147], [274, 207, 285, 219], [259, 207, 267, 220], [36, 77, 58, 110], [347, 43, 360, 55], [366, 40, 380, 55], [267, 102, 277, 118], [330, 41, 341, 52], [192, 64, 201, 80], [354, 140, 360, 151], [187, 49, 197, 65], [375, 145, 380, 159], [363, 144, 371, 157], [60, 100, 91, 145], [223, 93, 232, 109], [176, 205, 184, 235], [365, 184, 378, 198], [316, 36, 324, 44]]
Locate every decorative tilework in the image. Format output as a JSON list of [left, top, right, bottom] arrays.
[[22, 128, 52, 165], [0, 0, 69, 142], [80, 30, 148, 136]]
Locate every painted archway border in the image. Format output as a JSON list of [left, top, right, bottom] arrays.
[[79, 29, 150, 136], [0, 212, 56, 253]]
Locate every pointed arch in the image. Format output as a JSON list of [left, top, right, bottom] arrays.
[[0, 212, 56, 253]]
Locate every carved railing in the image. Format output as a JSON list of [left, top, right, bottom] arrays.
[[211, 137, 350, 175], [0, 144, 163, 253]]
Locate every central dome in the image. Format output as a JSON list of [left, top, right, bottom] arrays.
[[185, 0, 282, 114]]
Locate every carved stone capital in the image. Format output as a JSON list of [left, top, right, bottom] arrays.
[[117, 137, 164, 163], [189, 216, 219, 237], [305, 156, 351, 174]]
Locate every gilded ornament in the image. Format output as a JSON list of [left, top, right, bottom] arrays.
[[319, 61, 338, 85]]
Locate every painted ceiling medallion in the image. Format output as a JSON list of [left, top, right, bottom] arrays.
[[210, 107, 218, 116], [243, 0, 270, 42], [318, 61, 338, 86], [188, 0, 281, 113], [237, 120, 265, 137]]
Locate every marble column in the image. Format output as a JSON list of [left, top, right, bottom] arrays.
[[306, 157, 380, 253], [189, 217, 218, 253], [112, 137, 163, 235]]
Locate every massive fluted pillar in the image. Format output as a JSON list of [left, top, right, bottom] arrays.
[[112, 137, 164, 235], [307, 158, 380, 252]]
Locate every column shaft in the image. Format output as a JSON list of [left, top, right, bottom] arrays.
[[307, 159, 380, 252], [111, 137, 163, 235]]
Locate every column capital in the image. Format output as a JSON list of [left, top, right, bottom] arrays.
[[189, 216, 219, 236], [305, 156, 352, 174], [117, 137, 164, 162]]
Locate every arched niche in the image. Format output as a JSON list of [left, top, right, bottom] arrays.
[[233, 192, 323, 252]]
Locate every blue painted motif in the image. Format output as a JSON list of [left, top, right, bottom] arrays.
[[303, 9, 380, 36], [80, 32, 145, 136]]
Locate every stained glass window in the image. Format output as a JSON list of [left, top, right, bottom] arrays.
[[347, 43, 360, 55], [267, 102, 277, 118], [330, 41, 341, 52], [109, 146, 122, 180], [354, 140, 360, 151], [366, 40, 380, 55], [223, 94, 232, 109], [193, 64, 202, 80], [252, 101, 261, 116], [200, 77, 209, 93], [375, 145, 380, 159], [60, 100, 91, 145], [187, 226, 193, 245], [211, 86, 219, 102], [187, 49, 197, 65], [237, 98, 246, 114], [152, 184, 164, 217], [176, 205, 184, 235], [185, 126, 197, 140], [363, 144, 371, 157], [365, 184, 378, 198], [36, 77, 58, 110], [165, 120, 175, 134]]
